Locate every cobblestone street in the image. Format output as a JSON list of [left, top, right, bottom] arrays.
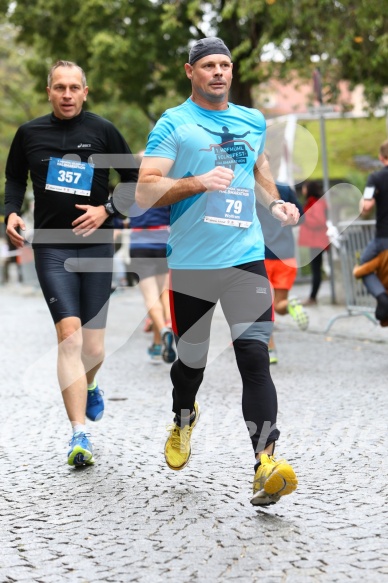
[[1, 282, 387, 582]]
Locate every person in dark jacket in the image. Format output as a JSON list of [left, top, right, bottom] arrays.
[[298, 181, 329, 305], [257, 181, 308, 364], [5, 60, 138, 467], [129, 199, 175, 364], [359, 140, 388, 322]]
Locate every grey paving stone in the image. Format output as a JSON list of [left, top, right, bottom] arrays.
[[1, 282, 387, 582]]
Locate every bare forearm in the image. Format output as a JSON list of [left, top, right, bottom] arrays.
[[359, 198, 375, 216], [254, 158, 280, 209], [253, 154, 300, 226], [136, 174, 205, 208], [136, 165, 234, 208]]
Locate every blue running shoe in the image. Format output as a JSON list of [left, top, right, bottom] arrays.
[[161, 327, 176, 364], [86, 385, 104, 421], [148, 343, 162, 364], [67, 432, 95, 467]]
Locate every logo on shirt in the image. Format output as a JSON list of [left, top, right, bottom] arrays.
[[198, 124, 254, 170], [77, 143, 91, 148], [256, 287, 267, 294], [49, 297, 58, 304]]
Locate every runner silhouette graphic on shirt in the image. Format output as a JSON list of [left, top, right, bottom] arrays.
[[198, 124, 253, 170]]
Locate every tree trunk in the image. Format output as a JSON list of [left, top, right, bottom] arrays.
[[229, 69, 253, 108]]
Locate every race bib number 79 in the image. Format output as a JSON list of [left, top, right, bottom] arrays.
[[45, 157, 94, 196], [204, 186, 254, 228]]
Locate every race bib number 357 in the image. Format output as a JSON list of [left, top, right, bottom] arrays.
[[204, 186, 254, 228], [45, 157, 94, 196]]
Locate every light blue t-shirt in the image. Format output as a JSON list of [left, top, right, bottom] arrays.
[[144, 98, 266, 269]]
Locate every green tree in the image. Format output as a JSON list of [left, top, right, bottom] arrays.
[[2, 0, 294, 115], [5, 0, 189, 120], [2, 0, 388, 116], [0, 24, 49, 210], [284, 0, 388, 109], [159, 0, 294, 107]]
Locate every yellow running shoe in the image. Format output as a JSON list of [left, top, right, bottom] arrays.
[[250, 453, 298, 506], [268, 348, 278, 365], [288, 297, 309, 331], [164, 402, 200, 470]]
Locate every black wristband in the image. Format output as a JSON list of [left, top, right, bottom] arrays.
[[103, 199, 117, 217], [269, 199, 285, 215]]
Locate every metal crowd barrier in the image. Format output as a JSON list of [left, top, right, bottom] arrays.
[[325, 219, 377, 332]]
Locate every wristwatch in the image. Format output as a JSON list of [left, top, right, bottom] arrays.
[[269, 199, 285, 215], [103, 199, 117, 216]]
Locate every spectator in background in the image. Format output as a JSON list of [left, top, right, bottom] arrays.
[[298, 181, 329, 305], [353, 250, 388, 327], [256, 178, 307, 365], [112, 214, 131, 290], [2, 231, 23, 284], [128, 152, 175, 364], [358, 140, 388, 322]]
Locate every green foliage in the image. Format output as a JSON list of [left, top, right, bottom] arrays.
[[300, 117, 387, 179], [92, 98, 150, 154], [343, 170, 369, 194], [3, 0, 297, 112], [287, 0, 388, 108], [0, 0, 8, 15], [0, 24, 49, 210], [3, 0, 388, 114], [1, 0, 388, 214], [7, 0, 192, 119]]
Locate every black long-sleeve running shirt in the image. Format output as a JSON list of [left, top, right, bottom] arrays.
[[5, 110, 138, 246]]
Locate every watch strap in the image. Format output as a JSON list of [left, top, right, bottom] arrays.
[[269, 199, 285, 215], [103, 199, 117, 216]]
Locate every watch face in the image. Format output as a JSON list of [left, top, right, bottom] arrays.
[[105, 202, 114, 215]]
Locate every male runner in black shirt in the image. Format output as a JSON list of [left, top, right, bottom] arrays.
[[5, 60, 138, 466]]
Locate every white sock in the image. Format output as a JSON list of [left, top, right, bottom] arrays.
[[72, 424, 87, 435], [88, 380, 97, 391]]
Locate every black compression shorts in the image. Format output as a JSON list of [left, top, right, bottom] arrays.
[[34, 244, 114, 328], [169, 260, 274, 342], [129, 247, 168, 281]]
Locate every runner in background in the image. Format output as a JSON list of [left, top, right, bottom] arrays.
[[129, 151, 175, 364], [4, 60, 138, 466], [256, 173, 307, 365]]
